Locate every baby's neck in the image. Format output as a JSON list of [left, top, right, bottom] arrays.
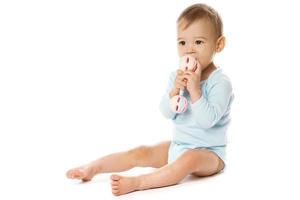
[[201, 62, 217, 81]]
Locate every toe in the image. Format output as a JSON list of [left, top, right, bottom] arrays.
[[66, 171, 72, 178], [69, 171, 78, 179], [112, 185, 119, 190], [112, 188, 119, 193], [66, 169, 76, 178], [110, 179, 119, 185], [66, 167, 93, 181], [111, 174, 121, 181], [73, 170, 83, 178], [112, 190, 120, 196], [111, 182, 119, 187]]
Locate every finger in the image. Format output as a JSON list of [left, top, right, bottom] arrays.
[[176, 80, 187, 88], [175, 82, 185, 90], [194, 60, 202, 75], [183, 71, 193, 77], [176, 78, 187, 86], [182, 74, 191, 82], [175, 75, 185, 83], [178, 71, 189, 78], [177, 69, 184, 75], [176, 73, 185, 79]]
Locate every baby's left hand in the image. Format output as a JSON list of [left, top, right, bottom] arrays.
[[182, 61, 202, 96]]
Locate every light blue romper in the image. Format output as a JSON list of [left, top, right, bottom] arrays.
[[159, 68, 234, 164]]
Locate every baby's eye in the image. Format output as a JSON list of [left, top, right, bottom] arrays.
[[195, 40, 203, 45], [178, 41, 186, 46]]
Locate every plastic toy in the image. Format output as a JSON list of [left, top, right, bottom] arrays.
[[169, 55, 199, 113]]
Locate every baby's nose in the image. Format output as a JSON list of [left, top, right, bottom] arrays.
[[187, 43, 195, 51]]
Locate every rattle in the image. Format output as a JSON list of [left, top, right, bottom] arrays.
[[169, 55, 199, 113]]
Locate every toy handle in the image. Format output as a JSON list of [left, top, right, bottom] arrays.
[[179, 89, 184, 96]]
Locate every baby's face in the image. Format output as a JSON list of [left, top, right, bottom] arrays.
[[177, 18, 220, 70]]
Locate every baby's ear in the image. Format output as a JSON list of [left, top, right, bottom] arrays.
[[216, 36, 225, 52]]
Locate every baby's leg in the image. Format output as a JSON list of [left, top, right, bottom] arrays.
[[66, 141, 170, 181], [110, 149, 224, 196]]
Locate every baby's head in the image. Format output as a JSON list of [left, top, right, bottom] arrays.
[[177, 4, 225, 70]]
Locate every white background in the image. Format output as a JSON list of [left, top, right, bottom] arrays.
[[1, 0, 300, 199]]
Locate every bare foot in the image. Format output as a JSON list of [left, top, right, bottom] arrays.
[[110, 174, 141, 196], [66, 165, 95, 182]]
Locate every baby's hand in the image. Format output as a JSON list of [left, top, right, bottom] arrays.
[[182, 62, 202, 97], [174, 69, 187, 90], [169, 70, 187, 98]]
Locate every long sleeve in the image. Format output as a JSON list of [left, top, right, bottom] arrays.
[[190, 78, 233, 129], [159, 72, 177, 120]]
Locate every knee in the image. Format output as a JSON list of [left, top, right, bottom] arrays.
[[181, 150, 221, 176], [179, 149, 219, 171], [179, 150, 203, 170]]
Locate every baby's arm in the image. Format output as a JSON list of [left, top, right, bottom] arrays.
[[159, 72, 177, 119], [191, 78, 233, 129]]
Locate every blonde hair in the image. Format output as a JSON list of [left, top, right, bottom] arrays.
[[177, 4, 223, 38]]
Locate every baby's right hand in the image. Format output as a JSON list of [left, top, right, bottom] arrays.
[[173, 69, 187, 90], [169, 70, 187, 98]]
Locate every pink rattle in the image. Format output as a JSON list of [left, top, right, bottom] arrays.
[[169, 55, 199, 113]]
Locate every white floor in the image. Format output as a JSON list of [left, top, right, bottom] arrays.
[[1, 128, 299, 199], [61, 160, 299, 200], [63, 167, 230, 200]]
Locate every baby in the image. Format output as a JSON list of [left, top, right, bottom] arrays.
[[66, 3, 234, 196]]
